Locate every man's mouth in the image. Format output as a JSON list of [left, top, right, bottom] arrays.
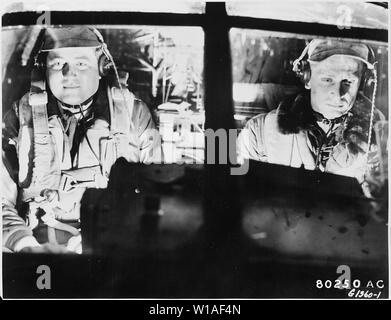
[[327, 103, 346, 109], [63, 84, 80, 89]]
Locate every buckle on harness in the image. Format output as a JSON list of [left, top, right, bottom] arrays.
[[60, 166, 109, 192], [60, 174, 79, 192], [29, 91, 48, 106]]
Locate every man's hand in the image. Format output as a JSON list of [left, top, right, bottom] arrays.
[[19, 243, 74, 254]]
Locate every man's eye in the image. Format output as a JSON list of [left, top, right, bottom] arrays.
[[49, 60, 65, 70], [343, 79, 355, 86], [321, 77, 333, 83], [76, 62, 88, 70]]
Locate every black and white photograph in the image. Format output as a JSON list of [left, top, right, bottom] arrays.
[[1, 0, 389, 306]]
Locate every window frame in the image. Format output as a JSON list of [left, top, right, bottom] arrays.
[[1, 1, 388, 242]]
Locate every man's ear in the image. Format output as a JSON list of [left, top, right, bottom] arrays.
[[304, 61, 314, 90]]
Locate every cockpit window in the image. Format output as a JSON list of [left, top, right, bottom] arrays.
[[226, 1, 388, 30], [232, 29, 388, 182]]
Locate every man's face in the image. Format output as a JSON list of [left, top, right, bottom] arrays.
[[46, 47, 100, 105], [309, 55, 363, 119]]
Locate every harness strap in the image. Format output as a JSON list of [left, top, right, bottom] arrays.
[[41, 214, 80, 237], [108, 85, 135, 134], [29, 71, 59, 191], [104, 81, 137, 164], [21, 69, 61, 200], [30, 100, 49, 138], [29, 68, 48, 133], [47, 227, 59, 244]]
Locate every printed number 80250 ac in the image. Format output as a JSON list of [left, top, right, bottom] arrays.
[[316, 279, 360, 289]]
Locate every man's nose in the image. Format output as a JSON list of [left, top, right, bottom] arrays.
[[62, 63, 77, 77], [339, 82, 350, 97]]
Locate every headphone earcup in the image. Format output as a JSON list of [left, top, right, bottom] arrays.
[[33, 53, 47, 73], [98, 54, 113, 77], [359, 68, 374, 92], [294, 60, 311, 85], [300, 60, 311, 84]]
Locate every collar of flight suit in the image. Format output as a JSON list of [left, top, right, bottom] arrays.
[[276, 91, 379, 156], [45, 81, 111, 131]]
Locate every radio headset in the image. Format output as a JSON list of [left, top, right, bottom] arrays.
[[34, 28, 115, 77]]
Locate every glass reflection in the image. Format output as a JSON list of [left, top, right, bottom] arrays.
[[232, 29, 388, 194]]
